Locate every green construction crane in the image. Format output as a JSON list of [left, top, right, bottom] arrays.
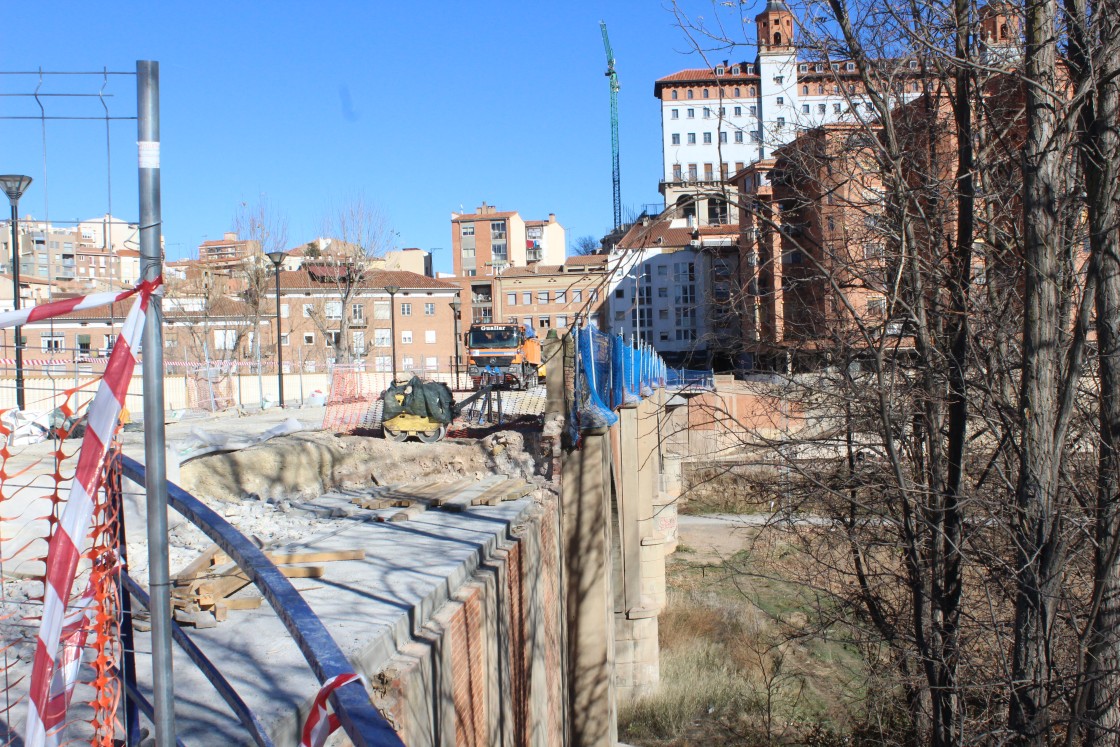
[[600, 21, 621, 231]]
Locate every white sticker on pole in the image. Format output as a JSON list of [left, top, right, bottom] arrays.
[[138, 141, 160, 169]]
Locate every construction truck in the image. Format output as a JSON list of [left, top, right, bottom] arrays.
[[465, 323, 543, 390]]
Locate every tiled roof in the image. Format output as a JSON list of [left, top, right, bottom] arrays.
[[452, 211, 518, 221], [565, 254, 608, 266], [617, 220, 739, 251], [277, 267, 457, 291]]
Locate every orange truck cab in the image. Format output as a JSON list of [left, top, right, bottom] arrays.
[[465, 323, 543, 390]]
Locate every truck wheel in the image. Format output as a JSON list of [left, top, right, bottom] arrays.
[[417, 424, 447, 443]]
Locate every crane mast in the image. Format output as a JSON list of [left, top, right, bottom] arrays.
[[600, 21, 621, 231]]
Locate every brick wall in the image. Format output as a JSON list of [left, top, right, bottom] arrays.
[[373, 499, 564, 747]]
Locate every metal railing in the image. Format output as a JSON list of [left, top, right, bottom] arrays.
[[115, 455, 405, 747]]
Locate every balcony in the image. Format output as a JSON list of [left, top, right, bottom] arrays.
[[527, 249, 543, 262]]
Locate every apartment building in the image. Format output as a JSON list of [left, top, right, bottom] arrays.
[[0, 214, 144, 290], [654, 0, 926, 227], [449, 203, 565, 325], [272, 267, 460, 374], [607, 218, 739, 367], [493, 254, 609, 333]]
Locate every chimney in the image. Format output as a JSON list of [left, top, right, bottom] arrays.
[[548, 213, 556, 223], [223, 232, 238, 242]]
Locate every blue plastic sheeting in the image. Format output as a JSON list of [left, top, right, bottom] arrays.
[[611, 335, 641, 408], [574, 326, 619, 431]]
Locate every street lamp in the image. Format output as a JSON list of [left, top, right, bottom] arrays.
[[0, 176, 32, 411], [450, 296, 462, 389], [266, 250, 287, 407], [384, 284, 400, 383]]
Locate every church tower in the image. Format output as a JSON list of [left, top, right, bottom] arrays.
[[755, 0, 799, 159], [979, 2, 1021, 65]]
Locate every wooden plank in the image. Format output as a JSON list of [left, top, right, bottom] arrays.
[[473, 479, 528, 506], [387, 503, 429, 523], [429, 478, 478, 506], [439, 475, 507, 512], [173, 545, 223, 583]]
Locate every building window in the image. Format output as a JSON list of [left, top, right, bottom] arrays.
[[326, 331, 341, 349], [749, 86, 756, 96], [425, 330, 436, 344], [776, 117, 786, 128], [424, 302, 435, 316], [573, 289, 582, 303], [425, 356, 438, 371], [402, 330, 413, 344], [702, 88, 709, 97], [672, 133, 680, 145], [687, 133, 696, 145], [819, 103, 826, 114], [281, 333, 290, 346], [400, 302, 412, 316], [703, 132, 712, 144], [671, 108, 679, 119], [555, 289, 566, 304], [866, 297, 886, 317], [703, 107, 711, 118], [719, 131, 728, 144], [846, 61, 856, 71], [402, 356, 414, 370], [734, 106, 742, 116], [715, 66, 724, 75], [834, 103, 842, 113], [590, 290, 598, 301], [802, 104, 810, 114], [303, 332, 315, 345], [556, 315, 568, 328], [280, 303, 290, 318], [461, 224, 474, 236], [325, 301, 342, 320], [749, 105, 758, 116], [686, 90, 693, 99], [774, 76, 783, 84], [673, 164, 682, 179], [539, 317, 551, 329], [615, 288, 625, 298], [42, 335, 64, 352], [303, 303, 313, 317], [687, 108, 695, 118], [352, 304, 364, 322], [374, 355, 391, 372], [750, 131, 761, 142], [719, 106, 726, 116], [671, 90, 678, 100], [507, 292, 517, 306], [523, 291, 532, 305], [538, 290, 549, 303], [374, 328, 390, 347], [776, 96, 784, 106]]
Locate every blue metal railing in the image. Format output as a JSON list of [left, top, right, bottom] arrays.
[[665, 368, 715, 390], [117, 455, 405, 747]]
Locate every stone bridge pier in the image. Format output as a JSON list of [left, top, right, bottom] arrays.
[[542, 335, 699, 747]]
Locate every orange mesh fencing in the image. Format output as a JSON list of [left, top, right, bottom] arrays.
[[0, 379, 126, 745]]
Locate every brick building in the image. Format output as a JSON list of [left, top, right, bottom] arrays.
[[492, 254, 609, 333], [449, 203, 565, 325]]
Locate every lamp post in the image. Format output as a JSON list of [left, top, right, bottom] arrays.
[[0, 176, 32, 411], [266, 250, 287, 407], [384, 284, 400, 383], [450, 296, 462, 390]]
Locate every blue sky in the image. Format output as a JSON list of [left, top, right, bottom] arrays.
[[1, 1, 754, 273]]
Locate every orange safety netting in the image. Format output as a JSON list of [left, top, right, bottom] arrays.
[[0, 379, 125, 746]]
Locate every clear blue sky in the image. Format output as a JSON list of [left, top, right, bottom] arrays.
[[1, 1, 752, 274]]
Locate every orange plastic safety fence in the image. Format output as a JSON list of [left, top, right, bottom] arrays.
[[0, 378, 125, 746]]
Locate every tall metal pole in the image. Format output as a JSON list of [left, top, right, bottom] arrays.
[[137, 60, 176, 746], [7, 203, 23, 410], [274, 269, 285, 407], [388, 290, 397, 383]]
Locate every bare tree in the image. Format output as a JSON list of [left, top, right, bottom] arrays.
[[571, 235, 601, 256], [307, 195, 396, 363], [233, 196, 289, 361]]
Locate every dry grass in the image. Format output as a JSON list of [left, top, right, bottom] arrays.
[[619, 538, 870, 746]]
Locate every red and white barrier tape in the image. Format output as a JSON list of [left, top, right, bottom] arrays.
[[300, 673, 360, 747], [0, 280, 154, 330], [22, 281, 157, 747]]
